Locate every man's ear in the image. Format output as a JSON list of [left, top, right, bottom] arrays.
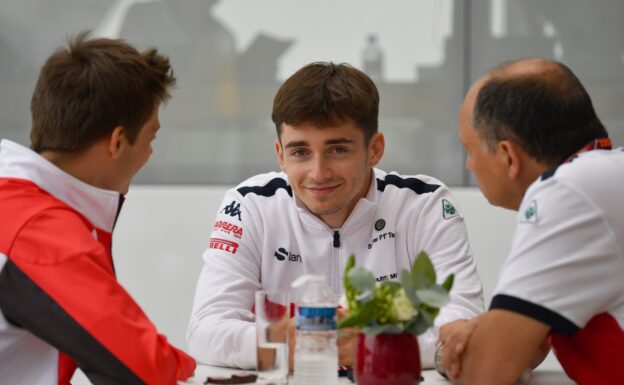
[[275, 139, 285, 170], [368, 132, 385, 167], [498, 140, 522, 179], [108, 126, 127, 159]]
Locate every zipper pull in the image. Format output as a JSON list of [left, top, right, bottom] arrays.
[[333, 230, 341, 248]]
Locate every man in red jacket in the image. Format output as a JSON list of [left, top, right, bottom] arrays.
[[0, 32, 196, 385]]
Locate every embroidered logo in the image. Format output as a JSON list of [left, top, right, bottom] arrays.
[[375, 272, 398, 282], [367, 232, 395, 250], [442, 199, 458, 220], [213, 220, 243, 239], [221, 200, 242, 221], [520, 200, 538, 224], [209, 238, 239, 254], [274, 247, 302, 262], [374, 219, 386, 231]]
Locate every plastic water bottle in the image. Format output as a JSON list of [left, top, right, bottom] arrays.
[[291, 275, 338, 385]]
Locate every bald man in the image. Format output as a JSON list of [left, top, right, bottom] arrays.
[[439, 58, 624, 385]]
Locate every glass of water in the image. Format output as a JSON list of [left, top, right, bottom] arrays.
[[256, 289, 289, 384]]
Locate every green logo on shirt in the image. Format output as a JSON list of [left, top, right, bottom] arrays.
[[442, 199, 458, 220], [521, 200, 538, 224]]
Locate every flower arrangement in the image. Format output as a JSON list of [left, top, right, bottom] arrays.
[[338, 252, 454, 335]]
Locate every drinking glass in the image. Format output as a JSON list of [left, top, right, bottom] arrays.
[[256, 289, 289, 384]]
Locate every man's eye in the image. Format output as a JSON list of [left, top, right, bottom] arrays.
[[291, 149, 307, 157], [331, 147, 348, 154]]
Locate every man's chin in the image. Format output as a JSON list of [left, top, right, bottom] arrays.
[[307, 204, 344, 217]]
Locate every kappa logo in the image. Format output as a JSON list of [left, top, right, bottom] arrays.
[[209, 238, 239, 254], [213, 220, 243, 239], [221, 200, 242, 221], [274, 247, 302, 263], [442, 199, 459, 220], [520, 200, 538, 224]]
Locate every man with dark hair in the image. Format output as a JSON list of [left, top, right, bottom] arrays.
[[187, 62, 484, 370], [439, 58, 624, 385], [0, 33, 196, 384]]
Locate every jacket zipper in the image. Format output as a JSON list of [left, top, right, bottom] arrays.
[[332, 230, 341, 296]]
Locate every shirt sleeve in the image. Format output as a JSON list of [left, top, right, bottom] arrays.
[[410, 186, 485, 368], [491, 180, 623, 335], [0, 208, 196, 385], [186, 189, 261, 369]]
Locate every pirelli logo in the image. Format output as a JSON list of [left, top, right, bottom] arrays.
[[209, 238, 239, 254]]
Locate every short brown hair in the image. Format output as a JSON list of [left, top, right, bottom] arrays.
[[30, 31, 176, 153], [272, 62, 379, 142]]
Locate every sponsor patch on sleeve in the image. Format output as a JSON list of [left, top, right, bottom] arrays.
[[442, 199, 459, 220], [209, 238, 239, 254], [213, 220, 243, 239], [220, 200, 242, 221], [520, 200, 538, 224]]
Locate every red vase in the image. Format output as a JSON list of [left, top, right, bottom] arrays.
[[355, 332, 421, 385]]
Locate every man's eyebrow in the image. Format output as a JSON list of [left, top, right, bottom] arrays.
[[283, 138, 356, 149], [284, 140, 309, 149], [325, 138, 355, 145]]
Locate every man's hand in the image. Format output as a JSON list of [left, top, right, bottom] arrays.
[[439, 318, 479, 381]]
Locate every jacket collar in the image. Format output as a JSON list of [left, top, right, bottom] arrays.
[[0, 140, 122, 232]]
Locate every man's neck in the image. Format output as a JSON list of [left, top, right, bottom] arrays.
[[41, 147, 113, 191]]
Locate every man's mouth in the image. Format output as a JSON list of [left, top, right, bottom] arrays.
[[305, 184, 341, 196]]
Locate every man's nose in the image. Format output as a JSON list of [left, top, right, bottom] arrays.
[[309, 154, 333, 181]]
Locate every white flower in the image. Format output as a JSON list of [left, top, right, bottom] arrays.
[[392, 289, 418, 321]]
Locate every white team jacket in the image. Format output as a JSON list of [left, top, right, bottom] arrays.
[[187, 168, 484, 369]]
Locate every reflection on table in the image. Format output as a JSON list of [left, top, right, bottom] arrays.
[[180, 366, 576, 385]]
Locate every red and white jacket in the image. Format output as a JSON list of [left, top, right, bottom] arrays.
[[0, 140, 196, 385]]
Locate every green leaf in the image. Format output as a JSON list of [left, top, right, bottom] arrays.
[[379, 280, 401, 294], [442, 273, 454, 293], [345, 254, 356, 273], [343, 255, 357, 305], [412, 251, 436, 289], [355, 290, 374, 303], [406, 313, 431, 335], [400, 270, 419, 306], [363, 323, 403, 335], [420, 307, 436, 327], [338, 300, 377, 329], [415, 287, 450, 308], [348, 267, 376, 293]]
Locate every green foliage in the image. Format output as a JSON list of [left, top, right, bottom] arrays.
[[338, 252, 454, 335]]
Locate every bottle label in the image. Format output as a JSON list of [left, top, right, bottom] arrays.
[[296, 307, 336, 331]]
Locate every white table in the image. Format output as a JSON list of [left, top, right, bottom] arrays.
[[180, 366, 576, 385]]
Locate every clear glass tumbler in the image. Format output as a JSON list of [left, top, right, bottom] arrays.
[[256, 289, 289, 384]]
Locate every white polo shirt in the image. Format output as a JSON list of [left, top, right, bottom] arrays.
[[491, 148, 624, 385]]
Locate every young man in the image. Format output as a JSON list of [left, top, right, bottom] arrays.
[[187, 62, 484, 370], [440, 58, 624, 385], [0, 33, 196, 384]]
